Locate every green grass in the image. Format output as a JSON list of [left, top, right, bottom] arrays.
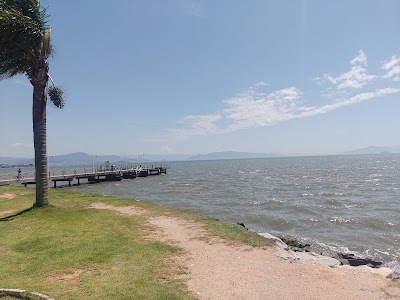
[[0, 186, 272, 299]]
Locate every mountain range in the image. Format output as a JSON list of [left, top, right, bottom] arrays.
[[1, 146, 400, 165], [340, 145, 400, 155]]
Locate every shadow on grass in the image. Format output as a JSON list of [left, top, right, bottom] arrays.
[[0, 206, 35, 222]]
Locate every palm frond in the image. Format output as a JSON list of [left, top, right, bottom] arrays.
[[0, 0, 50, 78], [48, 85, 65, 109]]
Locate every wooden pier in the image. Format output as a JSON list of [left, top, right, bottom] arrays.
[[0, 165, 169, 188]]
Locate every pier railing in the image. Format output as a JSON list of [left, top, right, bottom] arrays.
[[0, 164, 170, 185]]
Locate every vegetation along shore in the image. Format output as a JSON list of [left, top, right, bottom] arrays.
[[1, 186, 399, 300]]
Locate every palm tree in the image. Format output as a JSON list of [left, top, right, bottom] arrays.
[[0, 0, 64, 207]]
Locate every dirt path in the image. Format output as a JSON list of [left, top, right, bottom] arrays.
[[91, 204, 400, 300], [0, 209, 16, 218], [0, 193, 16, 199]]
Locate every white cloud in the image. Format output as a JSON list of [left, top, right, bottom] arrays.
[[351, 51, 367, 66], [322, 50, 377, 89], [253, 81, 268, 87], [298, 88, 400, 118], [160, 145, 173, 153], [223, 87, 304, 131], [170, 51, 400, 138], [382, 55, 400, 81], [175, 0, 204, 17], [171, 85, 400, 137], [12, 143, 33, 149], [173, 114, 222, 137]]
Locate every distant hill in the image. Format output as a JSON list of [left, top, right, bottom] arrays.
[[189, 151, 282, 161], [0, 152, 190, 166], [0, 157, 33, 165], [341, 145, 400, 155], [142, 154, 192, 161], [2, 147, 400, 166], [49, 152, 124, 165]]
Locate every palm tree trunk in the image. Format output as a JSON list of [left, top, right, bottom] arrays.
[[32, 82, 49, 207]]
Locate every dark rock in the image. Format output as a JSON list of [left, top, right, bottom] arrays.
[[277, 236, 383, 269], [237, 223, 248, 230], [338, 253, 383, 268]]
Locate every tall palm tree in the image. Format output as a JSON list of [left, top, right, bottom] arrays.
[[0, 0, 64, 207]]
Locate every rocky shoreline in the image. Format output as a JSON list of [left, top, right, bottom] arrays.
[[235, 223, 399, 279], [277, 236, 383, 268], [256, 232, 400, 279]]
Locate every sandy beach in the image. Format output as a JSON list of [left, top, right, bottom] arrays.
[[91, 203, 400, 300]]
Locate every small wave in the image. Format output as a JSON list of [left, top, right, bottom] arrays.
[[319, 192, 348, 197], [287, 204, 319, 215], [265, 198, 286, 204], [329, 216, 352, 223], [369, 173, 384, 178], [344, 203, 363, 208], [386, 222, 397, 226], [301, 193, 315, 196], [321, 198, 345, 208], [384, 261, 400, 278], [362, 218, 398, 230]]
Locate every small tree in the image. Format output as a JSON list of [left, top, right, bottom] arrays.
[[0, 0, 64, 206]]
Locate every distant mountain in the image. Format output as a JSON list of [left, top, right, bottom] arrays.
[[0, 152, 191, 166], [341, 145, 400, 155], [0, 157, 33, 165], [2, 147, 400, 166], [49, 152, 124, 165], [189, 151, 283, 161], [141, 154, 192, 161], [0, 152, 130, 166]]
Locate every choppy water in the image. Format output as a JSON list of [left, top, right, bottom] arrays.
[[68, 154, 398, 268]]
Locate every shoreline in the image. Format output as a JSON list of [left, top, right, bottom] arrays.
[[1, 187, 400, 299], [256, 231, 399, 279], [236, 223, 399, 279], [6, 179, 400, 278]]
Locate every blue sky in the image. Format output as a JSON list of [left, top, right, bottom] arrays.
[[1, 0, 400, 157]]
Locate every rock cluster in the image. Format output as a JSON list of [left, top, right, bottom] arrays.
[[278, 236, 383, 268], [253, 229, 397, 278]]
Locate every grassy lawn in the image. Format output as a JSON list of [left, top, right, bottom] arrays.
[[0, 186, 271, 300]]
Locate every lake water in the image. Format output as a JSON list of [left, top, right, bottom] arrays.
[[3, 154, 399, 269], [68, 154, 400, 270]]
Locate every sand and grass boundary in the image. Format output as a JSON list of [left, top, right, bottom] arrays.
[[1, 186, 399, 300]]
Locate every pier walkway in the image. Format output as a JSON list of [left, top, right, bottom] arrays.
[[0, 165, 169, 188]]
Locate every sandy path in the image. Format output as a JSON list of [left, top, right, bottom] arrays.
[[91, 204, 400, 300], [0, 209, 16, 218], [0, 193, 16, 199]]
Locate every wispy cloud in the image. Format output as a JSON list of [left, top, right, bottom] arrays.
[[171, 51, 400, 137], [12, 143, 33, 149], [173, 114, 222, 137], [14, 79, 30, 87], [318, 50, 377, 89], [160, 144, 173, 153], [297, 88, 400, 118], [382, 55, 400, 81], [175, 0, 205, 17], [223, 87, 305, 131]]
